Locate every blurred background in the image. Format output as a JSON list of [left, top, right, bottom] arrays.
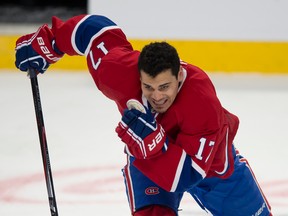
[[0, 0, 87, 23]]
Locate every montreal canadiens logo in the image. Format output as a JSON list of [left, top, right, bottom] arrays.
[[145, 187, 160, 195]]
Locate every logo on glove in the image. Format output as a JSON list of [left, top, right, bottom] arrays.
[[37, 37, 60, 62], [148, 126, 165, 152]]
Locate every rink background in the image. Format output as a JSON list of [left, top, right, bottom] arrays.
[[0, 70, 288, 215]]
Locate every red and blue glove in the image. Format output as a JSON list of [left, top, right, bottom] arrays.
[[15, 24, 63, 73], [116, 107, 169, 159]]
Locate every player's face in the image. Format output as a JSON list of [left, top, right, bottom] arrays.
[[140, 68, 183, 113]]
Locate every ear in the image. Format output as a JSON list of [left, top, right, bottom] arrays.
[[177, 66, 184, 82]]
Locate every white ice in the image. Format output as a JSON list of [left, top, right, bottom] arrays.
[[0, 70, 288, 215]]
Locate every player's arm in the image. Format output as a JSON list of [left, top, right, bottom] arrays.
[[115, 102, 205, 193], [15, 14, 130, 73], [52, 14, 131, 56]]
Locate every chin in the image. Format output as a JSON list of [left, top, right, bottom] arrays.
[[154, 106, 168, 113]]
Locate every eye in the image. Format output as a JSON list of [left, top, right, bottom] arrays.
[[143, 84, 153, 91], [159, 84, 169, 91]]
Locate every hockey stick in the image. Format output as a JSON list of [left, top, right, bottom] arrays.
[[29, 68, 59, 216]]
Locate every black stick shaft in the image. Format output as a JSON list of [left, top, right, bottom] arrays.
[[29, 69, 58, 216]]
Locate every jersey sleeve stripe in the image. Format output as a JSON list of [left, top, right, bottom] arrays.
[[84, 26, 121, 56], [71, 15, 91, 55], [71, 15, 119, 56], [191, 159, 207, 179], [170, 149, 187, 192], [214, 128, 229, 175]]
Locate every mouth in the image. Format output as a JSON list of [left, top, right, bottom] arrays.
[[152, 99, 168, 110]]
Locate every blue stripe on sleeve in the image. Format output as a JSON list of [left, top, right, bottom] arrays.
[[74, 15, 117, 54]]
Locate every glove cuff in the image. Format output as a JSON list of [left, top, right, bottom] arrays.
[[52, 39, 64, 56]]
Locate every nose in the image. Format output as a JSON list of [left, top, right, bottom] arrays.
[[152, 90, 162, 101]]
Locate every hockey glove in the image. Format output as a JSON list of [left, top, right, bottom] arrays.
[[116, 108, 169, 159], [15, 24, 63, 73]]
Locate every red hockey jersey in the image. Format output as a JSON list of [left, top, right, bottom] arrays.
[[52, 14, 239, 192]]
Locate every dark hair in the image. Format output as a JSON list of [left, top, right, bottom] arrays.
[[138, 41, 180, 78]]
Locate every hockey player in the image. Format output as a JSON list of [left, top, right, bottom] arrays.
[[15, 14, 272, 215]]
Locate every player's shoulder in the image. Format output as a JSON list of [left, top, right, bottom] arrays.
[[172, 62, 221, 120], [182, 62, 211, 84], [180, 62, 216, 97]]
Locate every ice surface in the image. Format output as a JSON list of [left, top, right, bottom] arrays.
[[1, 71, 287, 215]]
